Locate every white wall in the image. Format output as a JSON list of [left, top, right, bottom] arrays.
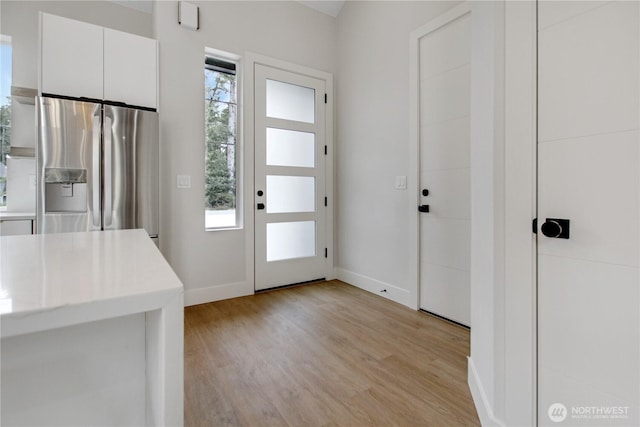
[[467, 1, 506, 425], [503, 1, 536, 425], [468, 2, 538, 426], [152, 1, 337, 304], [335, 0, 461, 307]]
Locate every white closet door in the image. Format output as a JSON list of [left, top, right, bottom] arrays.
[[537, 1, 640, 425], [418, 8, 472, 327]]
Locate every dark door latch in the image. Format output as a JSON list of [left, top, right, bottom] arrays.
[[540, 218, 570, 239], [418, 205, 430, 213], [257, 203, 265, 210]]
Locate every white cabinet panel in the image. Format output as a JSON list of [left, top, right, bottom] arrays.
[[104, 29, 157, 109], [41, 14, 157, 109], [0, 220, 33, 236], [1, 314, 146, 426], [41, 13, 103, 100]]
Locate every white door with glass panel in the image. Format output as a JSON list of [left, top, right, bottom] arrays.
[[254, 64, 326, 291]]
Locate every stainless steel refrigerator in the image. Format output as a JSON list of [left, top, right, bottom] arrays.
[[36, 96, 159, 244]]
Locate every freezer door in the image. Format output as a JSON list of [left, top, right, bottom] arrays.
[[103, 105, 159, 237], [36, 97, 102, 234]]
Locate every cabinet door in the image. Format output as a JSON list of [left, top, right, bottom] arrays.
[[0, 220, 33, 236], [104, 29, 157, 109], [41, 13, 103, 99]]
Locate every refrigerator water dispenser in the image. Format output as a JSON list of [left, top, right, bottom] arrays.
[[44, 168, 88, 213]]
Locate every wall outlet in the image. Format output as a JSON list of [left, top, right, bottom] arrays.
[[395, 175, 407, 190], [177, 175, 191, 189]]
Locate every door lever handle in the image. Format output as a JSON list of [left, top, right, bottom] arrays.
[[257, 203, 265, 210], [418, 205, 430, 213]]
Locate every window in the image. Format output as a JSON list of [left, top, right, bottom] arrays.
[[204, 54, 238, 229], [0, 35, 12, 208]]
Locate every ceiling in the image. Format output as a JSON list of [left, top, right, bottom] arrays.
[[296, 1, 345, 17], [108, 0, 153, 14], [107, 0, 346, 18]]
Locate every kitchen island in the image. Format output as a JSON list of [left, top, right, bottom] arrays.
[[0, 229, 183, 426]]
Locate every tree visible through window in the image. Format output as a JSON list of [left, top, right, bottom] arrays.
[[205, 56, 237, 229]]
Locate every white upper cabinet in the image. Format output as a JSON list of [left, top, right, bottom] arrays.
[[40, 13, 158, 109], [41, 13, 104, 100], [104, 29, 157, 109]]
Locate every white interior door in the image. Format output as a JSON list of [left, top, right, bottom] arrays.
[[537, 1, 639, 425], [254, 64, 327, 291], [418, 8, 472, 327]]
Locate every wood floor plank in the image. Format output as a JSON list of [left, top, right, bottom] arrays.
[[184, 280, 480, 426]]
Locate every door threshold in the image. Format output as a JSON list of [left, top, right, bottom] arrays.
[[255, 278, 326, 294], [419, 309, 470, 330]]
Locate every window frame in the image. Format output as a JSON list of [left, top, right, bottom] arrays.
[[0, 34, 13, 209], [204, 49, 242, 231]]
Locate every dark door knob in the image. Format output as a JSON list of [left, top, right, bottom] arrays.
[[418, 205, 430, 213], [257, 190, 264, 196], [541, 218, 570, 239], [257, 203, 265, 210], [422, 189, 429, 197]]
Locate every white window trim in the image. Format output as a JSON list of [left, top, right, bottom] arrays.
[[204, 47, 243, 231]]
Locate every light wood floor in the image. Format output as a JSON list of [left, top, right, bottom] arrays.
[[184, 280, 480, 426]]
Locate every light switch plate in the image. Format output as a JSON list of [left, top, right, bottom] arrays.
[[177, 175, 191, 189], [395, 175, 407, 190]]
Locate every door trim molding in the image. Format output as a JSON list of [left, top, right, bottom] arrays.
[[468, 356, 507, 427], [409, 1, 472, 311], [504, 1, 537, 425], [244, 52, 335, 290]]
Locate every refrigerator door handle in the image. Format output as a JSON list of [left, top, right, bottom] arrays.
[[92, 114, 101, 228], [104, 115, 113, 227]]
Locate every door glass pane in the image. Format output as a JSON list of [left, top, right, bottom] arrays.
[[267, 221, 316, 261], [266, 175, 315, 213], [266, 128, 315, 168], [266, 79, 315, 123]]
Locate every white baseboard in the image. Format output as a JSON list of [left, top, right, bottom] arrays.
[[336, 268, 412, 308], [468, 356, 506, 427], [184, 281, 253, 307]]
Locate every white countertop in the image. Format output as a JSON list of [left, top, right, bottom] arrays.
[[0, 229, 183, 337], [0, 211, 35, 221]]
